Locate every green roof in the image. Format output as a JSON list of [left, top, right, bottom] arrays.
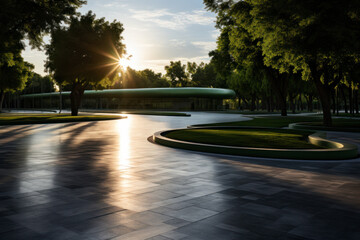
[[21, 88, 236, 99]]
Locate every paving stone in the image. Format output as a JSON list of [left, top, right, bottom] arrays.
[[161, 230, 188, 240], [0, 113, 359, 239]]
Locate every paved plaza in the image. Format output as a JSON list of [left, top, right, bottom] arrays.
[[0, 113, 359, 240]]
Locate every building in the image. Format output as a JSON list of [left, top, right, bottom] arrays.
[[20, 87, 236, 111]]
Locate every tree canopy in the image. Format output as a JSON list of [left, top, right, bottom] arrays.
[[115, 68, 169, 89], [204, 0, 360, 125], [165, 61, 188, 87], [0, 0, 85, 63]]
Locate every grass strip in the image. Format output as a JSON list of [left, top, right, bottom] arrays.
[[197, 116, 322, 128], [0, 114, 124, 125], [196, 116, 360, 130], [165, 128, 321, 149]]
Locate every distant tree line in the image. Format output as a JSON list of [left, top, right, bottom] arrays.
[[110, 61, 225, 89]]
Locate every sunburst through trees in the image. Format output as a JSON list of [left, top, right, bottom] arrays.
[[45, 11, 126, 116]]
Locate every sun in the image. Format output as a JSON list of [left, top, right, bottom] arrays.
[[118, 55, 133, 71]]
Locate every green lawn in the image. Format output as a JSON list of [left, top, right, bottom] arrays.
[[211, 110, 318, 115], [0, 114, 124, 125], [165, 128, 320, 149], [196, 116, 360, 130], [196, 116, 322, 128]]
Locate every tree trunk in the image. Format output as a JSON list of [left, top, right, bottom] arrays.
[[250, 94, 256, 111], [313, 77, 332, 126], [298, 94, 304, 111], [59, 85, 62, 114], [289, 95, 296, 114], [349, 86, 354, 115], [331, 89, 336, 114], [336, 88, 339, 115], [70, 84, 85, 116], [7, 93, 11, 111], [241, 97, 248, 110], [0, 90, 5, 112], [355, 89, 359, 114], [273, 80, 287, 116], [340, 86, 348, 113], [309, 60, 331, 125], [266, 97, 271, 112], [266, 68, 288, 116], [306, 95, 313, 112]]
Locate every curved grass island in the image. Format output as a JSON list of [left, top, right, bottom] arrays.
[[153, 126, 358, 160]]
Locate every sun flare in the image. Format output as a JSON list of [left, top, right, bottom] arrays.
[[118, 57, 131, 70]]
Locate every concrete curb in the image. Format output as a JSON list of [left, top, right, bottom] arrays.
[[153, 127, 358, 160]]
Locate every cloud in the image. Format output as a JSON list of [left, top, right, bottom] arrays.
[[177, 55, 211, 64], [186, 10, 215, 25], [169, 39, 187, 47], [191, 41, 217, 53], [129, 9, 214, 30], [103, 2, 128, 8]]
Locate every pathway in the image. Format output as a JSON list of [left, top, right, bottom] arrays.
[[0, 112, 359, 240]]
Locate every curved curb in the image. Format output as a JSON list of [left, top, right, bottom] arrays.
[[153, 127, 358, 160], [289, 122, 360, 132]]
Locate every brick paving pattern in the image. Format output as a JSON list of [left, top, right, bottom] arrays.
[[0, 113, 359, 240]]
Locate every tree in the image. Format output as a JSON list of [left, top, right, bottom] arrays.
[[346, 64, 360, 114], [143, 69, 170, 88], [204, 0, 360, 125], [22, 73, 55, 94], [187, 62, 222, 88], [46, 11, 125, 116], [112, 68, 169, 89], [165, 61, 188, 87], [227, 68, 250, 109], [246, 0, 360, 125], [228, 18, 289, 116], [0, 52, 33, 111], [0, 0, 85, 69], [206, 1, 289, 115], [0, 1, 84, 105], [120, 67, 149, 89], [209, 27, 236, 84]]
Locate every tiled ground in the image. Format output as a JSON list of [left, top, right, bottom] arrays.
[[0, 112, 359, 240]]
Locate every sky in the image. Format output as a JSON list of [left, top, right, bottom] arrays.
[[22, 0, 218, 76]]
